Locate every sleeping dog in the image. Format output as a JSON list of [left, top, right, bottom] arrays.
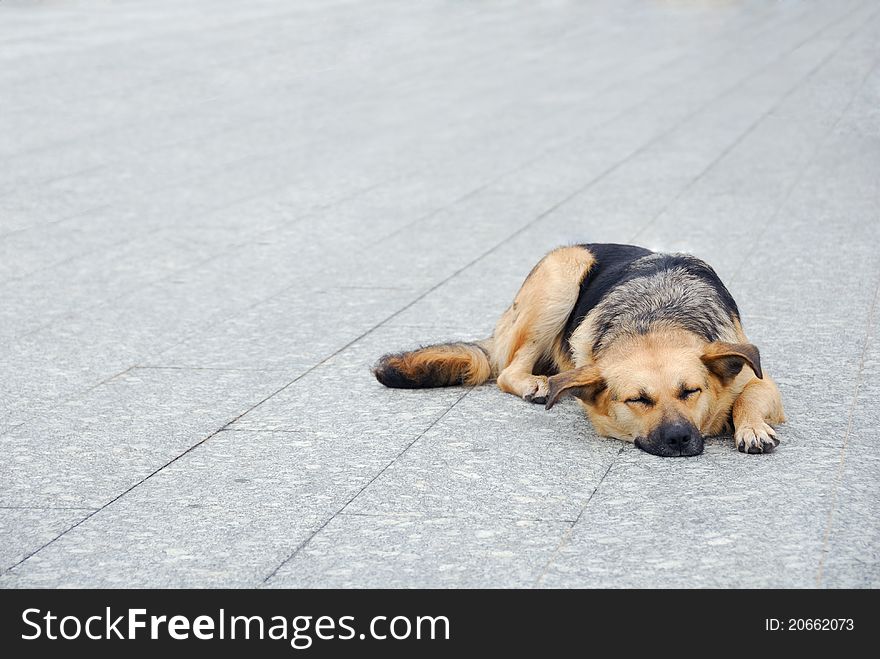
[[374, 244, 785, 457]]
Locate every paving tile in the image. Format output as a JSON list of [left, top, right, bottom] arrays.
[[538, 43, 880, 588], [146, 285, 419, 371], [230, 326, 474, 436], [538, 442, 842, 588], [0, 368, 294, 508], [1, 427, 435, 587], [0, 508, 93, 573], [266, 513, 571, 588], [1, 0, 876, 588], [819, 293, 880, 587], [2, 0, 857, 438], [345, 384, 623, 521], [1, 502, 321, 588]]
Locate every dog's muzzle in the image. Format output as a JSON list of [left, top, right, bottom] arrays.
[[635, 419, 703, 457]]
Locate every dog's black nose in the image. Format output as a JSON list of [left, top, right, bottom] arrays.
[[635, 419, 704, 457], [662, 422, 695, 454]]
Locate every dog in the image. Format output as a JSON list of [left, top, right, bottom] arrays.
[[373, 244, 785, 457]]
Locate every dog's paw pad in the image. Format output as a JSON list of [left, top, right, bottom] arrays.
[[735, 421, 778, 454]]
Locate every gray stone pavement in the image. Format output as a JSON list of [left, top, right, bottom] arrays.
[[1, 0, 878, 588]]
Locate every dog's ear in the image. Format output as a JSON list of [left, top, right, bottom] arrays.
[[701, 341, 762, 382], [545, 365, 606, 410]]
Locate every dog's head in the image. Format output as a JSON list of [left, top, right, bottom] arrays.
[[545, 330, 762, 457]]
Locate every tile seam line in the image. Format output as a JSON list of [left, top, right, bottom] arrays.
[[3, 232, 454, 438], [0, 0, 776, 118], [0, 0, 864, 448], [0, 0, 822, 340], [338, 1, 870, 366], [1, 423, 226, 576], [1, 512, 94, 576], [532, 446, 627, 588], [0, 0, 791, 248], [30, 0, 864, 425], [358, 3, 798, 250], [2, 6, 651, 195], [2, 12, 577, 221], [4, 297, 469, 569], [0, 346, 328, 572], [108, 80, 732, 406], [0, 10, 867, 588], [321, 0, 870, 349], [628, 4, 880, 244], [815, 272, 880, 587], [0, 153, 381, 275], [219, 2, 858, 387], [2, 1, 864, 566], [0, 32, 676, 329], [730, 45, 880, 285], [738, 20, 880, 584], [1, 176, 388, 301], [0, 0, 804, 248], [0, 1, 776, 287], [259, 388, 472, 585], [0, 0, 814, 248]]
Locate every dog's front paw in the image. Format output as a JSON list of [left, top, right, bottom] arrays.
[[734, 420, 779, 454], [523, 376, 550, 405]]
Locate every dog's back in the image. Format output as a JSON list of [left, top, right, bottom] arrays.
[[567, 246, 742, 357]]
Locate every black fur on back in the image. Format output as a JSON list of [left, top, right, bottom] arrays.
[[564, 244, 741, 355], [562, 243, 653, 347]]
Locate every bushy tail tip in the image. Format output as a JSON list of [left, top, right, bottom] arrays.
[[373, 341, 492, 389]]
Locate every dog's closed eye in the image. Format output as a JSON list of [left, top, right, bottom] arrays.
[[625, 395, 654, 407], [679, 387, 702, 400]]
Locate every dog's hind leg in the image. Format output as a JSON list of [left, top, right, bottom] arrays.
[[493, 246, 594, 404], [497, 341, 553, 403], [732, 375, 786, 453]]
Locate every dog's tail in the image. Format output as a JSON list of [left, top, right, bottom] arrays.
[[373, 339, 494, 388]]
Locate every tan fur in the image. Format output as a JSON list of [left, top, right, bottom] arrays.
[[546, 327, 783, 453], [492, 247, 595, 379], [377, 244, 784, 454], [487, 249, 784, 453], [379, 343, 492, 386]]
